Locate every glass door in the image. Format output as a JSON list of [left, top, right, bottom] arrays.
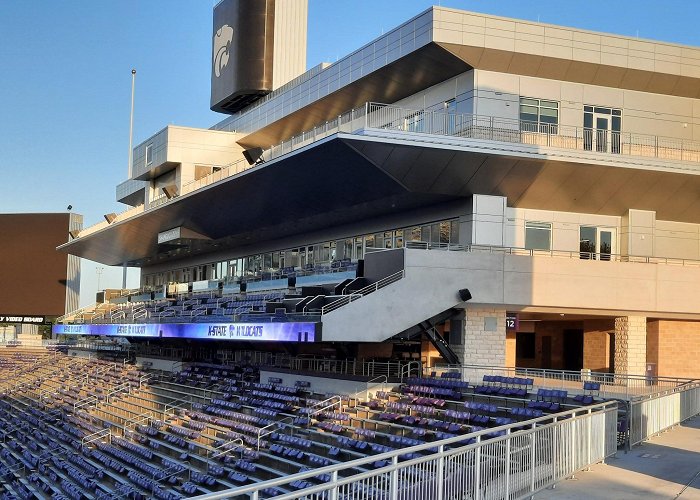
[[584, 106, 622, 153], [580, 226, 615, 260]]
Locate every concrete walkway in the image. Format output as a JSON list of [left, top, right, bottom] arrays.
[[536, 416, 700, 500]]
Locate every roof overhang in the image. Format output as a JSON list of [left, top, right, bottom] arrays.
[[60, 132, 700, 267]]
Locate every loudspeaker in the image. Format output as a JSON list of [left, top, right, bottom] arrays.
[[356, 259, 365, 278], [103, 213, 117, 223], [458, 288, 472, 302], [162, 186, 178, 199], [288, 276, 297, 287], [242, 147, 264, 165], [239, 282, 247, 292]]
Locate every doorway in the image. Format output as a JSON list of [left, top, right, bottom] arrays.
[[584, 106, 622, 154], [580, 226, 615, 260], [563, 329, 584, 371], [541, 336, 552, 369]]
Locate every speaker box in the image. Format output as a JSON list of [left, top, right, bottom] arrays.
[[458, 288, 472, 302], [356, 259, 365, 277], [242, 147, 264, 165], [239, 282, 247, 292], [288, 276, 297, 287]]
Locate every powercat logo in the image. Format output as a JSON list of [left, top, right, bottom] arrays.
[[213, 24, 234, 78]]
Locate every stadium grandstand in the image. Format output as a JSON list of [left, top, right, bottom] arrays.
[[2, 1, 697, 498]]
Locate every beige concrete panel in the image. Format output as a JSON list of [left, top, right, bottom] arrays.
[[542, 42, 573, 60], [462, 12, 487, 29], [434, 26, 462, 45], [573, 31, 601, 46], [514, 39, 544, 56], [484, 17, 516, 33], [462, 31, 486, 48], [628, 55, 655, 72], [599, 52, 628, 69], [517, 75, 561, 100], [475, 69, 519, 94], [560, 81, 584, 103], [515, 22, 544, 37], [572, 48, 601, 65], [485, 33, 516, 53], [582, 85, 623, 107]]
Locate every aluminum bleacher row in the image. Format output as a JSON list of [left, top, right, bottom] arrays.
[[0, 349, 618, 499]]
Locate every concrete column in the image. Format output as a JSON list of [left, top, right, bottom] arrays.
[[613, 316, 647, 376], [453, 306, 507, 366]]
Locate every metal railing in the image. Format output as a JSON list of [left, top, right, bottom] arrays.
[[405, 240, 700, 268], [321, 269, 405, 314], [366, 103, 700, 170], [285, 357, 418, 379], [192, 401, 618, 500], [629, 380, 700, 446], [433, 363, 692, 399]]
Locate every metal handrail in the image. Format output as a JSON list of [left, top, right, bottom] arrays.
[[432, 363, 693, 399], [256, 417, 293, 451], [190, 400, 618, 500], [321, 269, 405, 315], [366, 102, 700, 169]]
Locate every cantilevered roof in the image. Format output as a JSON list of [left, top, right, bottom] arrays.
[[61, 131, 700, 266]]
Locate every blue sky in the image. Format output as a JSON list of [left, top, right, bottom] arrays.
[[1, 0, 698, 306]]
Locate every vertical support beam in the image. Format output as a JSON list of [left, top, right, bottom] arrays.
[[614, 316, 647, 376]]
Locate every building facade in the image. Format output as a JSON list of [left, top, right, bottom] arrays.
[[61, 5, 700, 377]]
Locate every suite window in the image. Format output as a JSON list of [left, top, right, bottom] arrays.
[[525, 222, 552, 251], [520, 98, 558, 133], [146, 143, 154, 165]]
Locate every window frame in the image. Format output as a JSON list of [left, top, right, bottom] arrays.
[[524, 221, 552, 251], [519, 97, 559, 134]]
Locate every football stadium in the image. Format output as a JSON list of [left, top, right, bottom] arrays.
[[2, 1, 700, 498]]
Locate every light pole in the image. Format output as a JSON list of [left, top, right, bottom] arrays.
[[128, 69, 136, 178]]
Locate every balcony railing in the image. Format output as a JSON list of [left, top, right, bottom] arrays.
[[366, 103, 700, 169], [75, 102, 700, 238]]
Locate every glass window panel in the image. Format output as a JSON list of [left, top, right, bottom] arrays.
[[431, 223, 441, 244], [594, 107, 611, 114], [365, 235, 375, 249], [440, 222, 450, 244], [579, 226, 597, 259], [410, 227, 421, 241], [612, 116, 621, 132], [450, 221, 459, 245], [421, 225, 430, 242], [583, 113, 593, 128], [584, 105, 593, 112], [520, 98, 539, 106], [540, 107, 558, 118], [612, 109, 621, 116], [525, 222, 551, 251], [520, 112, 538, 122], [540, 100, 558, 108]]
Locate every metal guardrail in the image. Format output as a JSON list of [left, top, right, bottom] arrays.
[[629, 380, 700, 446], [191, 401, 618, 500], [366, 103, 700, 170], [433, 363, 692, 399], [405, 240, 700, 268], [321, 269, 405, 315]]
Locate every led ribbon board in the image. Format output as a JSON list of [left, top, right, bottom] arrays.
[[52, 322, 318, 342]]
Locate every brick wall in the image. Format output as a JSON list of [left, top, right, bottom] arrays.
[[648, 320, 700, 379], [583, 319, 614, 372]]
